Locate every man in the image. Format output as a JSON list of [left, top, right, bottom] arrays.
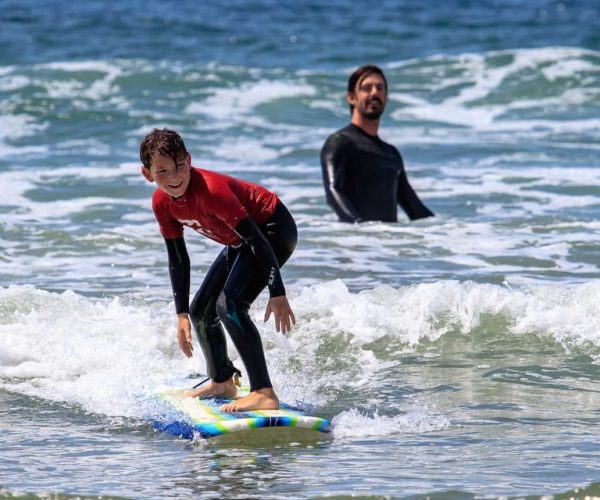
[[320, 65, 434, 223]]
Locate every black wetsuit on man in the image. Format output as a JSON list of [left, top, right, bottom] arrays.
[[320, 124, 434, 223]]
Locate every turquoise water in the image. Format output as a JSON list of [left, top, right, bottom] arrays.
[[1, 1, 600, 498]]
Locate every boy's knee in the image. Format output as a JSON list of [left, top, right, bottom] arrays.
[[189, 307, 202, 325], [216, 290, 247, 324], [189, 294, 216, 325], [216, 291, 229, 323]]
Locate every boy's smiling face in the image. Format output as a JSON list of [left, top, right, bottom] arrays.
[[142, 153, 192, 198]]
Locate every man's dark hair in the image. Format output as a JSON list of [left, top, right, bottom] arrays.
[[140, 128, 188, 169], [347, 65, 388, 114]]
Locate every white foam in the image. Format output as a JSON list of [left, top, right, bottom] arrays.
[[206, 139, 279, 162], [0, 66, 15, 77], [332, 406, 450, 438], [291, 279, 600, 350], [187, 79, 316, 119], [34, 60, 125, 101], [388, 47, 600, 132], [0, 286, 193, 417], [0, 114, 47, 141], [41, 60, 126, 73], [541, 58, 599, 81], [0, 74, 31, 92], [2, 280, 600, 419], [0, 170, 34, 205]]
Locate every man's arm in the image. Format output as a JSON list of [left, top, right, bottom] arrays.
[[320, 134, 362, 222], [396, 169, 434, 220]]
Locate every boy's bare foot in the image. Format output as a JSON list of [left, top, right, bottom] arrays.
[[183, 377, 238, 399], [220, 388, 279, 412]]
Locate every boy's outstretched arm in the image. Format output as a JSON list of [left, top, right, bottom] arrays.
[[164, 237, 193, 356], [234, 217, 296, 334]]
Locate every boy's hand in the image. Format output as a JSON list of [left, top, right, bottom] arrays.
[[264, 295, 296, 334], [177, 314, 193, 357]]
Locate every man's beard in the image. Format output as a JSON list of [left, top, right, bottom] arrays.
[[360, 100, 385, 120], [361, 109, 384, 120]]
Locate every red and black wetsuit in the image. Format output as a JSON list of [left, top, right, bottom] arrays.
[[152, 167, 297, 391], [320, 124, 434, 222]]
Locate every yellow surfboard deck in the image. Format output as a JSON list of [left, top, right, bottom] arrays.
[[155, 387, 332, 440]]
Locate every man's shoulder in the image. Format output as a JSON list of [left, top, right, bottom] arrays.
[[323, 125, 357, 150], [377, 136, 400, 156]]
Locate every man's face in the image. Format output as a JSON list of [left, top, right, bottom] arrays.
[[348, 73, 387, 120], [142, 153, 191, 198]]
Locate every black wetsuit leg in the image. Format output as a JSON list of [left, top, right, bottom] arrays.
[[216, 202, 297, 392], [189, 248, 238, 383]]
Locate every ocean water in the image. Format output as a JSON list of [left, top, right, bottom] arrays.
[[1, 1, 600, 498]]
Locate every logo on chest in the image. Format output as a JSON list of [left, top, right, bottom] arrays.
[[178, 218, 216, 238]]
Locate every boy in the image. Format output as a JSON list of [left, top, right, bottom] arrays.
[[140, 128, 297, 412]]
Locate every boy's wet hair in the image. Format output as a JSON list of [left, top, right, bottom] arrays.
[[347, 65, 388, 114], [140, 128, 188, 169]]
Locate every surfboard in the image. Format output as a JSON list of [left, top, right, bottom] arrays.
[[153, 387, 332, 441]]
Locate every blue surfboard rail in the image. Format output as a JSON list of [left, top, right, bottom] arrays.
[[152, 390, 332, 440]]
